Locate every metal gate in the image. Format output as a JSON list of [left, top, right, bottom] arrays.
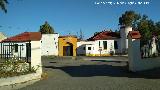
[[0, 42, 31, 62]]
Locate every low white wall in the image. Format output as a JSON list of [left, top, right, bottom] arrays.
[[31, 41, 42, 74], [128, 37, 160, 72], [0, 40, 42, 87], [0, 73, 41, 87]]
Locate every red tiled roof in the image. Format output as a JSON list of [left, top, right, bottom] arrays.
[[1, 32, 42, 42], [128, 31, 141, 39], [88, 31, 120, 41]]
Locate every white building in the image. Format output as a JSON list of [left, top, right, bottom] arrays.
[[77, 40, 119, 56], [0, 32, 60, 58], [77, 33, 120, 56], [77, 26, 133, 56], [41, 33, 59, 56], [77, 41, 95, 56], [0, 32, 41, 59]]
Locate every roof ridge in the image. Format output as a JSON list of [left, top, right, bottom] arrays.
[[88, 30, 120, 41]]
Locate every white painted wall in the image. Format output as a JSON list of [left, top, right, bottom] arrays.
[[77, 40, 118, 55], [77, 41, 95, 47], [128, 36, 160, 72], [85, 44, 95, 55], [77, 26, 134, 55], [41, 34, 59, 56], [93, 40, 115, 55], [120, 26, 132, 53], [31, 41, 42, 74], [77, 41, 95, 55]]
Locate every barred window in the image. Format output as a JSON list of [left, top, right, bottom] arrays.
[[114, 41, 118, 49], [88, 47, 91, 50], [103, 41, 107, 49], [15, 44, 18, 52]]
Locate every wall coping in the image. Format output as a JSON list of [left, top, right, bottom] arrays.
[[0, 73, 41, 87]]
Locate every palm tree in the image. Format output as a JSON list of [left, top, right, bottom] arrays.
[[0, 0, 8, 13]]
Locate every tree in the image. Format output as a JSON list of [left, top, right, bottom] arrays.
[[119, 10, 160, 45], [0, 0, 8, 13], [119, 10, 141, 27], [137, 15, 151, 44], [155, 22, 160, 38], [39, 21, 55, 34]]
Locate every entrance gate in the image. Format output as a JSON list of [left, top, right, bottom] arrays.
[[0, 42, 31, 62], [63, 43, 73, 56]]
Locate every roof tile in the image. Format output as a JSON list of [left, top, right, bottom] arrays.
[[128, 31, 141, 39], [88, 31, 120, 41], [1, 32, 41, 42]]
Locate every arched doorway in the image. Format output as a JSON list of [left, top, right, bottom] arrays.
[[63, 42, 73, 56]]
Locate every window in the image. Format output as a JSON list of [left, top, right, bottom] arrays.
[[83, 47, 85, 50], [99, 41, 100, 47], [88, 47, 91, 50], [114, 41, 118, 49], [103, 41, 107, 49], [14, 44, 18, 52]]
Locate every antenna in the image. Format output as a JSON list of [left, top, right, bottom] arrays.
[[80, 28, 83, 40], [77, 32, 79, 38]]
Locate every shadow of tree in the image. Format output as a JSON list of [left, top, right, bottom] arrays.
[[49, 61, 57, 63], [91, 60, 126, 63], [44, 63, 160, 79]]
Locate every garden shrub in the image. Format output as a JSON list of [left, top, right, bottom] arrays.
[[0, 60, 37, 78]]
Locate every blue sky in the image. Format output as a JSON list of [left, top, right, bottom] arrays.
[[0, 0, 159, 39]]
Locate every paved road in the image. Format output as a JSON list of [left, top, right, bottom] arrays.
[[19, 56, 160, 90]]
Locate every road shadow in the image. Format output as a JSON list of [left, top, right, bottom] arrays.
[[44, 63, 160, 79], [91, 60, 126, 63], [49, 61, 57, 63]]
